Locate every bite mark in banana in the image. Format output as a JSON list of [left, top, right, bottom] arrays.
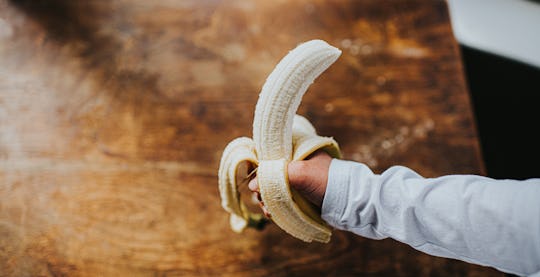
[[218, 40, 342, 243]]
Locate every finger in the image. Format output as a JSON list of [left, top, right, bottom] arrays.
[[249, 181, 271, 218], [248, 178, 259, 192]]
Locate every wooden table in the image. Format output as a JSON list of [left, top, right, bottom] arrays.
[[0, 0, 497, 276]]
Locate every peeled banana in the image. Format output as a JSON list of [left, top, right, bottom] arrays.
[[218, 40, 342, 243]]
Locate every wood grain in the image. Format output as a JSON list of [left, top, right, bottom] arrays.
[[0, 0, 496, 276]]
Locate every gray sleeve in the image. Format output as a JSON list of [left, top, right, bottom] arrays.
[[321, 159, 540, 276]]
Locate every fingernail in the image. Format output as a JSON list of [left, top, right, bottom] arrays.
[[248, 179, 258, 191]]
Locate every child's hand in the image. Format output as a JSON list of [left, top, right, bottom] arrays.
[[248, 150, 332, 207]]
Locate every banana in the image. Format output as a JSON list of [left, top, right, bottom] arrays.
[[218, 137, 264, 232], [218, 40, 342, 243]]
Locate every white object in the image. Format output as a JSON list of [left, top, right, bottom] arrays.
[[447, 0, 540, 68], [322, 159, 540, 275]]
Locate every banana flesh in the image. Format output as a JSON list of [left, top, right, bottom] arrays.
[[218, 40, 342, 243]]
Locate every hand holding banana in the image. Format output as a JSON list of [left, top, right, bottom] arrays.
[[218, 40, 342, 243], [249, 150, 332, 208]]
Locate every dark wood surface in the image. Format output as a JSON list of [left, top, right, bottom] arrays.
[[0, 0, 497, 276]]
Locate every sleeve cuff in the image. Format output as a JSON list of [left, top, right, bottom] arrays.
[[321, 158, 353, 228]]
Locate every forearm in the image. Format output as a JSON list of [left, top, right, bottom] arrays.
[[322, 159, 540, 275]]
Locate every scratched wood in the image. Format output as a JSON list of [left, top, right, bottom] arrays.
[[0, 0, 498, 276]]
